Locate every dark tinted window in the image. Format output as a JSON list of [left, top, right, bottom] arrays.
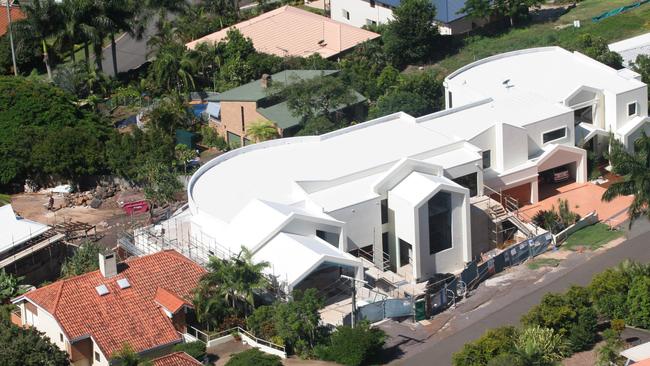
[[482, 150, 491, 169], [381, 199, 388, 224], [542, 128, 566, 144], [428, 192, 452, 255]]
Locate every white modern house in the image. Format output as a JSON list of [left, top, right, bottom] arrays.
[[443, 46, 649, 204], [330, 0, 484, 35], [139, 46, 647, 295]]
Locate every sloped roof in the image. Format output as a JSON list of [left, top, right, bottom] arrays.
[[0, 5, 25, 37], [217, 69, 339, 102], [154, 287, 191, 314], [18, 250, 206, 359], [153, 352, 202, 366], [186, 6, 379, 58]]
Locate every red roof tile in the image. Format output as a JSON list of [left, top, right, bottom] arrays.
[[0, 6, 25, 37], [153, 352, 202, 366], [155, 287, 191, 314], [22, 250, 206, 359]]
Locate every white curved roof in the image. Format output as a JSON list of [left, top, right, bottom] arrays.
[[190, 113, 481, 223], [446, 47, 645, 105]]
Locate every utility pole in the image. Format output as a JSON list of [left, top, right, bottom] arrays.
[[341, 274, 367, 328], [4, 0, 18, 76]]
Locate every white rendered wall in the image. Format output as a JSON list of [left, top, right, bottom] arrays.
[[328, 197, 382, 253], [497, 123, 529, 172], [330, 0, 394, 28], [387, 192, 415, 269], [615, 87, 649, 132], [524, 112, 575, 157]]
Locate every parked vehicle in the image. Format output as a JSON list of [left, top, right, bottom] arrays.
[[541, 166, 570, 183]]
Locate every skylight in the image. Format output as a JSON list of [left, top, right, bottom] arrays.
[[117, 278, 131, 289], [95, 284, 109, 296]]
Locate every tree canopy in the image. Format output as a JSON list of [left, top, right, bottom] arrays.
[[383, 0, 440, 67], [60, 242, 102, 278], [0, 314, 70, 366], [0, 76, 110, 188]]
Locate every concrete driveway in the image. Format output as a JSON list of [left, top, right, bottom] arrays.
[[518, 182, 633, 227]]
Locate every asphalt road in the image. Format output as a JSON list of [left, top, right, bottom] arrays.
[[399, 223, 650, 366]]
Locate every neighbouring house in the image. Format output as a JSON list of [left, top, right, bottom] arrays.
[[0, 1, 25, 37], [609, 32, 650, 67], [130, 46, 647, 300], [11, 250, 206, 366], [152, 352, 202, 366], [210, 69, 366, 146], [185, 6, 380, 58], [330, 0, 488, 35]]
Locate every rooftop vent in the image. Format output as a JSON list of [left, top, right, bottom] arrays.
[[117, 278, 131, 289], [261, 74, 272, 89], [99, 251, 117, 278], [95, 284, 109, 296]]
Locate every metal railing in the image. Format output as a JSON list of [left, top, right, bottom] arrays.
[[188, 325, 285, 353]]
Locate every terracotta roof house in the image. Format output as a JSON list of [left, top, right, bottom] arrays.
[[0, 3, 25, 37], [11, 250, 206, 366], [186, 6, 379, 58], [152, 352, 202, 366], [211, 69, 366, 146]]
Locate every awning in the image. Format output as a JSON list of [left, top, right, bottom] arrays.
[[206, 102, 221, 119], [255, 232, 362, 291]]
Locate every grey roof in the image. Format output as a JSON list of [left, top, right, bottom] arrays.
[[257, 91, 367, 130], [216, 70, 340, 102]]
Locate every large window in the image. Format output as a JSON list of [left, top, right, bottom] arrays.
[[453, 173, 478, 197], [227, 131, 241, 146], [381, 199, 388, 224], [482, 150, 491, 169], [428, 192, 452, 255], [542, 127, 567, 144]]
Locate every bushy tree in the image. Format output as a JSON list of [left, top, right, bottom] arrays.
[[60, 242, 102, 278], [626, 276, 650, 329], [314, 322, 386, 366], [340, 41, 391, 100], [452, 326, 518, 366], [172, 341, 206, 361], [596, 327, 625, 366], [589, 268, 630, 320], [383, 0, 439, 67], [0, 77, 110, 187], [571, 34, 623, 70], [369, 91, 430, 118], [138, 160, 182, 212], [0, 318, 70, 365], [246, 120, 279, 142], [461, 0, 543, 27], [632, 54, 650, 85], [225, 349, 281, 366], [0, 270, 24, 303]]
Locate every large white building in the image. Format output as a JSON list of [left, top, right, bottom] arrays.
[[150, 47, 647, 294], [330, 0, 482, 35]]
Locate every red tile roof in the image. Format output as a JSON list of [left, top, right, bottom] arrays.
[[22, 250, 206, 359], [155, 287, 191, 314], [0, 6, 25, 37], [153, 352, 202, 366]]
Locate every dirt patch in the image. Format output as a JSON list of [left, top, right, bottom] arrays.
[[10, 193, 137, 249]]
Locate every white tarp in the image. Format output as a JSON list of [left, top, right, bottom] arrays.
[[0, 205, 50, 254]]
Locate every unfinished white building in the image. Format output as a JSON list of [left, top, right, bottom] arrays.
[[135, 46, 648, 294]]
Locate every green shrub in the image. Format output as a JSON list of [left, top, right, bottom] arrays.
[[452, 326, 518, 366], [589, 268, 630, 320], [486, 353, 523, 366], [626, 276, 650, 329], [172, 341, 206, 361], [225, 349, 282, 366], [314, 322, 386, 366], [200, 125, 228, 150]]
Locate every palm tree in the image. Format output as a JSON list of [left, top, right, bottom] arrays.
[[22, 0, 65, 80], [515, 326, 569, 366], [60, 0, 94, 65], [232, 247, 269, 315], [97, 0, 143, 77], [148, 42, 196, 94], [602, 132, 650, 227], [246, 120, 279, 142]]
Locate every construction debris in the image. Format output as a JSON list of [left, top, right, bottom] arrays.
[[57, 184, 120, 209]]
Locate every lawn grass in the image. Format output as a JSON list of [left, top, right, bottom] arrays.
[[430, 0, 650, 76], [527, 257, 561, 270], [563, 223, 624, 251], [0, 194, 11, 207]]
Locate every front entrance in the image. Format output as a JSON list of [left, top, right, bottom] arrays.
[[399, 239, 412, 266]]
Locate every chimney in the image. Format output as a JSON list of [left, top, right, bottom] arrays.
[[99, 251, 117, 278], [260, 74, 272, 89]]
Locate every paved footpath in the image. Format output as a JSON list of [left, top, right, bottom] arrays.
[[388, 221, 650, 366]]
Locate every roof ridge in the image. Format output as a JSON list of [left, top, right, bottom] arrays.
[[50, 280, 65, 314]]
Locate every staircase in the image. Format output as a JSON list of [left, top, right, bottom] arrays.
[[481, 186, 541, 248]]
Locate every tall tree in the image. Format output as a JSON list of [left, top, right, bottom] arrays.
[[602, 133, 650, 227], [632, 54, 650, 85], [0, 319, 70, 366], [60, 242, 102, 278], [383, 0, 439, 67], [97, 0, 143, 76], [22, 0, 64, 80], [461, 0, 543, 27]]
